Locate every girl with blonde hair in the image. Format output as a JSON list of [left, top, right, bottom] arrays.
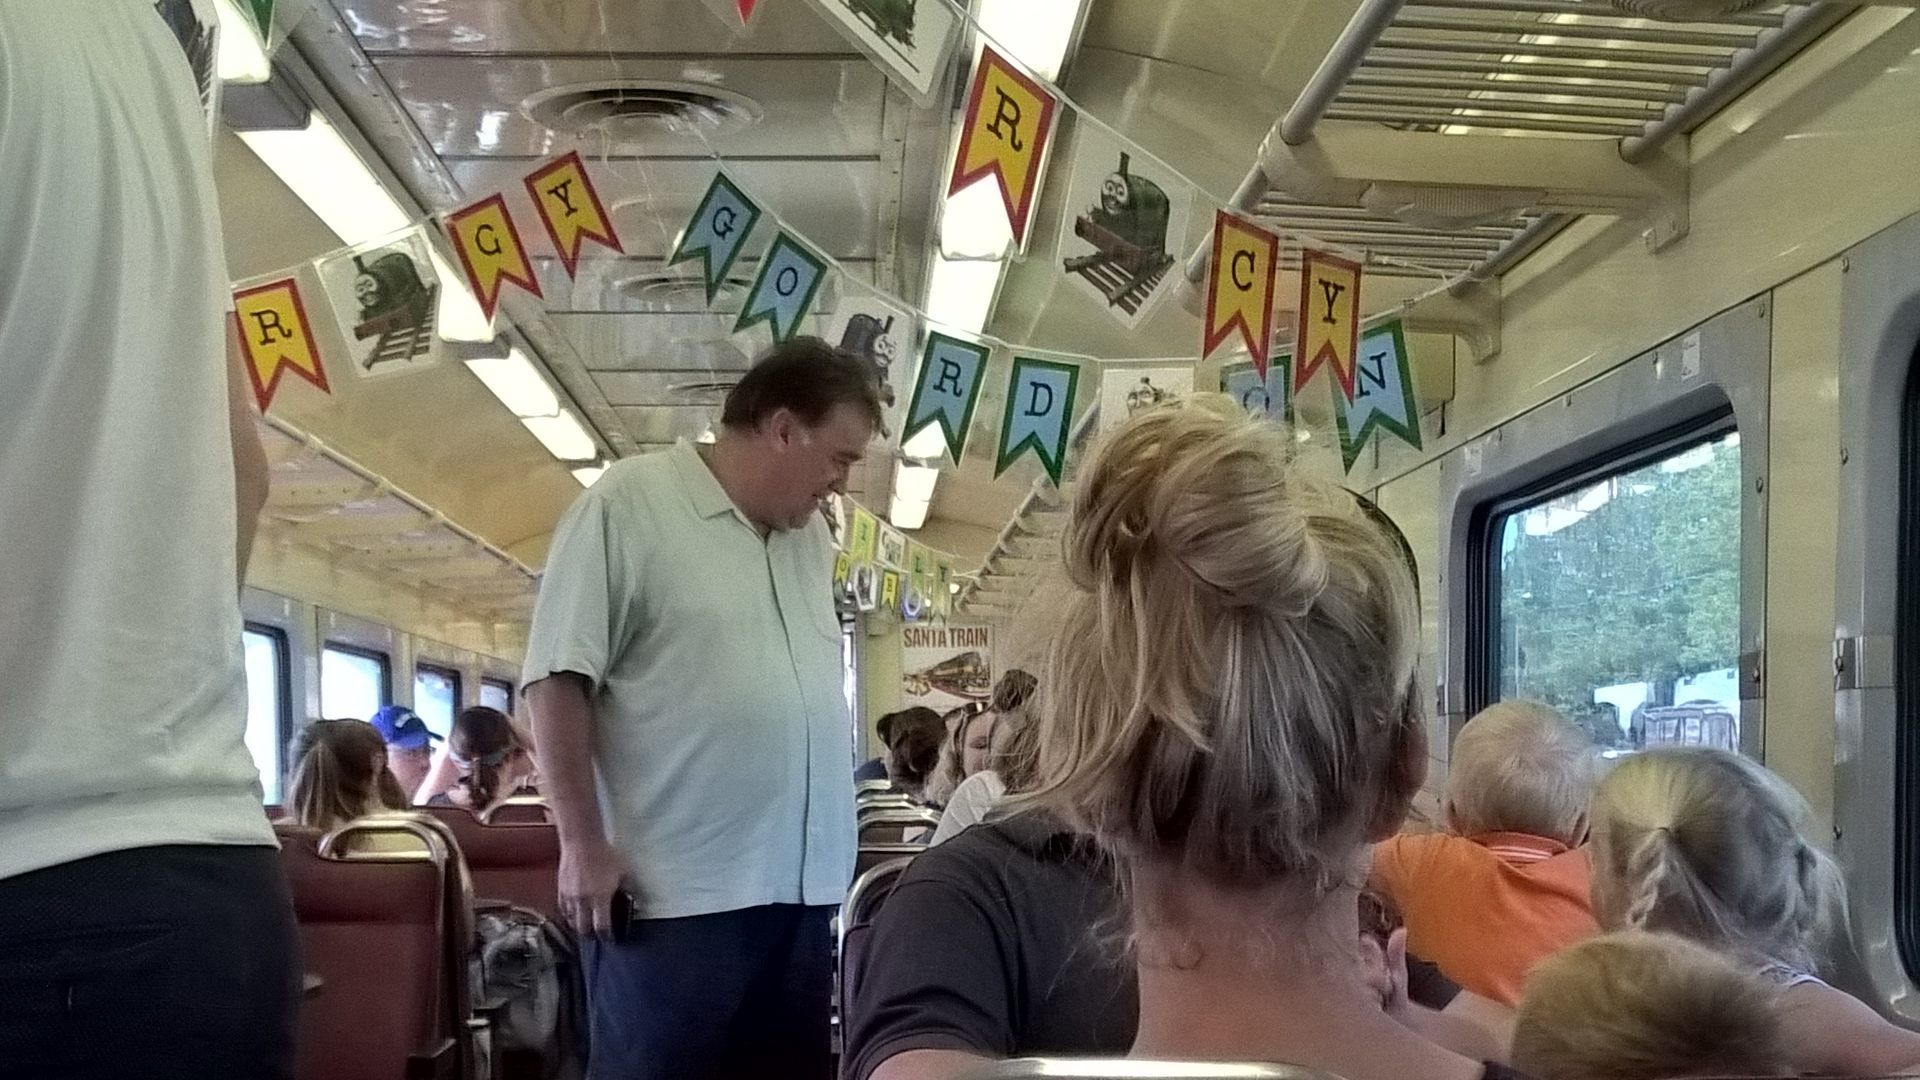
[[1026, 396, 1515, 1080], [1511, 930, 1788, 1080], [1590, 746, 1920, 1075]]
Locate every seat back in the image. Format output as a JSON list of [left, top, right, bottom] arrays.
[[276, 818, 467, 1080], [483, 795, 551, 824], [857, 806, 941, 845], [957, 1062, 1343, 1079], [423, 804, 562, 919], [834, 856, 914, 1054]]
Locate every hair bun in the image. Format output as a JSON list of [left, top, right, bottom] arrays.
[[1066, 395, 1332, 615]]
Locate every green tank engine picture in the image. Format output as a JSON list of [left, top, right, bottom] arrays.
[[1063, 152, 1177, 316]]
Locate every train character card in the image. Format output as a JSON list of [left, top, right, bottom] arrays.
[[316, 227, 444, 379], [1098, 363, 1193, 432], [827, 292, 917, 442], [798, 0, 960, 103], [1057, 126, 1194, 330]]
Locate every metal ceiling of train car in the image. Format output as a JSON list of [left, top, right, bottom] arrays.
[[959, 0, 1880, 620]]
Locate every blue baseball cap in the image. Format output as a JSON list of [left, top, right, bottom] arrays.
[[370, 705, 440, 750]]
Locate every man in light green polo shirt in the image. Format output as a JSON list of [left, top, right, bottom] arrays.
[[523, 338, 882, 1080]]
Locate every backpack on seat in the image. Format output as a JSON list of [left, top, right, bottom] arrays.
[[473, 905, 588, 1080]]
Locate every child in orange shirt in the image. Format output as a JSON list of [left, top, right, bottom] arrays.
[[1370, 700, 1599, 1005]]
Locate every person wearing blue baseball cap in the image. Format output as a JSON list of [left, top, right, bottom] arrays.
[[371, 705, 441, 802]]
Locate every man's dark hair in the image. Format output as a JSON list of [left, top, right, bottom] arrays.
[[720, 336, 885, 433], [876, 706, 943, 750]]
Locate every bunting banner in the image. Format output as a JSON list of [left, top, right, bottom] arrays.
[[948, 45, 1060, 250], [1099, 364, 1192, 432], [1222, 351, 1293, 424], [903, 331, 991, 463], [314, 228, 441, 379], [233, 275, 330, 411], [1334, 320, 1423, 472], [1295, 248, 1364, 400], [909, 543, 934, 585], [443, 193, 540, 321], [669, 172, 762, 304], [736, 0, 759, 22], [827, 293, 918, 436], [880, 569, 903, 613], [878, 523, 908, 570], [1057, 127, 1192, 328], [833, 551, 855, 602], [997, 356, 1079, 484], [1203, 211, 1281, 376], [848, 505, 880, 562], [523, 151, 624, 279], [798, 0, 960, 102], [734, 231, 829, 344], [933, 559, 955, 618]]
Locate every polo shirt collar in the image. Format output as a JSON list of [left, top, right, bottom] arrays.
[[1469, 830, 1572, 865], [670, 441, 743, 521]]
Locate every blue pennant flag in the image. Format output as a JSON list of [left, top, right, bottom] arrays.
[[904, 332, 991, 464], [734, 231, 829, 344], [1223, 350, 1293, 424], [1334, 320, 1423, 473], [669, 172, 762, 304], [997, 356, 1079, 484]]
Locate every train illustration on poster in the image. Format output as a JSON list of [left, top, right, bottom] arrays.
[[900, 624, 995, 711], [829, 295, 917, 437], [1058, 128, 1193, 329], [840, 312, 901, 406], [1098, 365, 1193, 432], [800, 0, 956, 100]]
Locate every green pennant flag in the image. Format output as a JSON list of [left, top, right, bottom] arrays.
[[668, 172, 762, 304], [903, 332, 991, 463], [996, 356, 1079, 485], [246, 0, 275, 37], [1333, 320, 1423, 473], [733, 231, 828, 344]]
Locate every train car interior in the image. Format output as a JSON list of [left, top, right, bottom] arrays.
[[23, 0, 1920, 1077]]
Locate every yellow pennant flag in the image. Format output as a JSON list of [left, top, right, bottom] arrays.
[[880, 569, 902, 613], [947, 45, 1059, 248], [523, 151, 624, 279], [1202, 210, 1281, 377], [1294, 248, 1364, 399], [849, 506, 879, 562], [233, 276, 329, 411], [444, 193, 543, 320]]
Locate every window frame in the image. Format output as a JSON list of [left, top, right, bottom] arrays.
[[413, 661, 463, 735], [1893, 336, 1920, 981], [479, 676, 516, 714], [320, 640, 392, 719], [242, 620, 293, 799], [1465, 408, 1740, 719]]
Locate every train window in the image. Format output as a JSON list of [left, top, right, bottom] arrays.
[[479, 677, 514, 715], [321, 643, 390, 722], [414, 663, 460, 737], [1479, 422, 1742, 756], [242, 624, 289, 803]]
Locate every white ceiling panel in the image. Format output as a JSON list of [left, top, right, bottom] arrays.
[[333, 0, 856, 55]]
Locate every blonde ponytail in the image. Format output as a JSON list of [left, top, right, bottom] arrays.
[[1593, 747, 1841, 971], [1028, 395, 1423, 893]]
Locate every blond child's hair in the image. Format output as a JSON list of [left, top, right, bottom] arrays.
[[1446, 700, 1594, 845], [1513, 930, 1787, 1080]]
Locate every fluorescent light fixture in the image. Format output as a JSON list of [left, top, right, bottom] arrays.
[[571, 464, 609, 487], [924, 255, 1002, 336], [237, 114, 494, 342], [894, 463, 940, 503], [210, 0, 272, 84], [901, 427, 949, 461], [890, 495, 930, 530], [522, 411, 598, 462], [939, 182, 1015, 260], [976, 0, 1085, 81], [465, 348, 560, 419]]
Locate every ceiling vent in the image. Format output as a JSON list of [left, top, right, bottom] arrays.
[[1606, 0, 1774, 20], [524, 81, 763, 141], [612, 273, 752, 309]]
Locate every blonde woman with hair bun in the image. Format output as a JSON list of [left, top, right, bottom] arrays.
[[1591, 746, 1920, 1075], [1026, 395, 1522, 1080]]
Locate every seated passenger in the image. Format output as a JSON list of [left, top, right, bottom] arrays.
[[857, 398, 1519, 1080], [1511, 930, 1787, 1080], [434, 705, 537, 816], [1370, 700, 1599, 1004], [1590, 746, 1920, 1075], [848, 809, 1505, 1080], [924, 702, 991, 807], [885, 709, 947, 802], [370, 704, 440, 802], [861, 706, 944, 787], [283, 720, 422, 854], [930, 679, 1039, 845]]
